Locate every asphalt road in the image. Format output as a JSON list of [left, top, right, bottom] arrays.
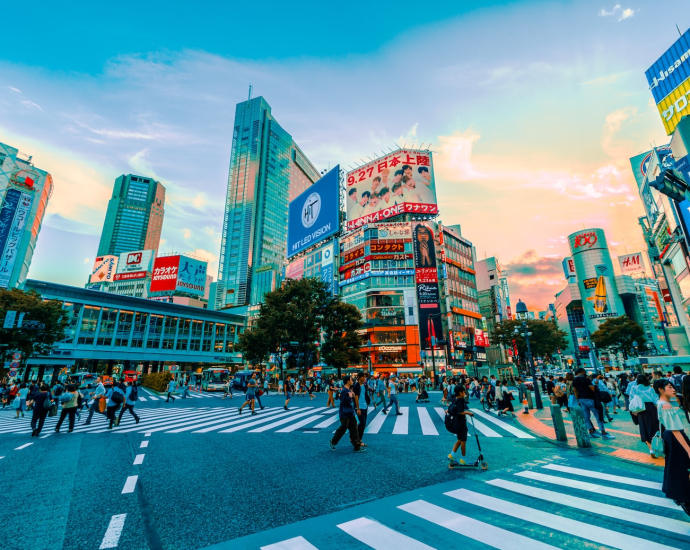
[[0, 390, 680, 550]]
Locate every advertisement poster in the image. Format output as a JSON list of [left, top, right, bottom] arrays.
[[346, 149, 438, 230], [287, 166, 340, 258], [176, 257, 208, 297], [618, 252, 645, 275], [0, 189, 33, 288], [90, 255, 119, 284], [150, 256, 180, 292], [412, 221, 442, 349], [366, 222, 412, 240], [474, 328, 490, 348], [412, 223, 436, 268], [117, 250, 154, 275]]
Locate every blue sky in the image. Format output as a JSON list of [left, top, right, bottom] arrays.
[[2, 0, 688, 308]]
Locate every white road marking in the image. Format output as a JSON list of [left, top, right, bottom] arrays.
[[137, 396, 147, 402], [261, 536, 319, 550], [470, 408, 534, 438], [542, 464, 663, 490], [133, 454, 145, 465], [364, 409, 388, 434], [99, 514, 127, 549], [392, 407, 409, 434], [312, 413, 341, 429], [489, 478, 690, 536], [515, 471, 676, 509], [14, 443, 32, 450], [145, 432, 151, 436], [446, 489, 678, 550], [434, 407, 501, 437], [417, 407, 438, 435], [140, 441, 149, 448], [399, 500, 558, 550], [337, 517, 435, 549], [192, 408, 287, 433], [121, 476, 138, 494], [249, 408, 326, 433], [276, 413, 330, 433]]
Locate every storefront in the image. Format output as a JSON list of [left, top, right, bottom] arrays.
[[358, 325, 421, 374]]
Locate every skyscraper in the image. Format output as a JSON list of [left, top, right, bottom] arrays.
[[97, 174, 165, 257], [0, 142, 53, 289], [217, 96, 320, 309]]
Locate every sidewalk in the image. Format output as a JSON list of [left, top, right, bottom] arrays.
[[513, 396, 682, 468]]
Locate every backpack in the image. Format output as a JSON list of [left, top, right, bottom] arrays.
[[671, 374, 684, 396], [43, 396, 53, 410], [77, 393, 83, 407], [53, 385, 63, 397], [444, 399, 460, 434], [130, 386, 138, 402], [110, 390, 125, 405]]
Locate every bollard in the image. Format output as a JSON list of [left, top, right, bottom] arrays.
[[526, 391, 534, 409], [550, 404, 568, 442], [569, 406, 591, 448]]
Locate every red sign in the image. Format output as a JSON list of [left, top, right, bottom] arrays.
[[573, 231, 598, 249], [371, 242, 404, 253], [114, 271, 148, 281], [126, 252, 143, 265], [661, 288, 672, 302], [474, 328, 490, 347], [415, 267, 438, 283], [369, 253, 412, 261], [506, 306, 512, 320], [150, 256, 180, 292], [342, 262, 371, 280], [341, 247, 364, 264]]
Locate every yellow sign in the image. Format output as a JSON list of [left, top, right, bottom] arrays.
[[656, 75, 690, 135]]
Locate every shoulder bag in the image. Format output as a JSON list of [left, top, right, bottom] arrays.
[[651, 431, 665, 458], [628, 394, 645, 414]]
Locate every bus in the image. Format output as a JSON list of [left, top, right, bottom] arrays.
[[201, 368, 230, 391]]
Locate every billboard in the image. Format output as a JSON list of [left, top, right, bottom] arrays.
[[117, 250, 154, 275], [150, 255, 208, 296], [562, 257, 576, 280], [90, 255, 119, 284], [618, 252, 645, 275], [0, 189, 34, 288], [474, 328, 490, 348], [366, 222, 412, 240], [287, 166, 340, 259], [412, 222, 442, 349], [346, 149, 437, 230]]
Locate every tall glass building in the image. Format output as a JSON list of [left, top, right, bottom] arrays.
[[97, 174, 166, 257], [217, 96, 320, 309]]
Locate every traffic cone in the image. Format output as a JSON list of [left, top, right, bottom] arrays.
[[522, 397, 529, 415]]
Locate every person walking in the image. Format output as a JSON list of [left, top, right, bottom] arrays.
[[284, 377, 293, 411], [117, 380, 140, 425], [607, 376, 620, 413], [195, 375, 202, 393], [180, 379, 190, 399], [165, 377, 176, 402], [596, 374, 614, 422], [572, 368, 614, 439], [497, 380, 516, 417], [447, 384, 473, 466], [223, 378, 233, 400], [329, 375, 366, 453], [353, 372, 370, 445], [55, 384, 81, 433], [239, 374, 257, 415], [629, 374, 660, 457], [83, 376, 106, 425], [251, 374, 265, 410], [14, 382, 28, 418], [383, 375, 402, 416], [263, 377, 269, 396], [374, 376, 387, 409], [31, 384, 53, 437], [326, 378, 336, 408], [564, 372, 576, 413], [106, 380, 126, 429]]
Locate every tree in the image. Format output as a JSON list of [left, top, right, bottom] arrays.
[[0, 288, 67, 381], [235, 326, 271, 369], [591, 316, 646, 359], [321, 299, 363, 378], [491, 319, 569, 366]]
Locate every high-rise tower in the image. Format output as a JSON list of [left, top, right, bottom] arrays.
[[217, 97, 319, 309]]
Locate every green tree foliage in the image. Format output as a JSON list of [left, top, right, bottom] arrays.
[[0, 288, 67, 378], [491, 319, 569, 363], [236, 325, 271, 368], [321, 299, 363, 378], [591, 316, 646, 358]]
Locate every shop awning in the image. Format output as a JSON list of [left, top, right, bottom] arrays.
[[393, 367, 423, 374]]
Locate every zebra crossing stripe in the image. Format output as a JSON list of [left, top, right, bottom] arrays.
[[417, 407, 438, 435], [488, 478, 690, 536], [221, 408, 314, 433], [312, 412, 342, 429], [433, 407, 501, 437], [398, 500, 558, 550], [541, 464, 664, 490], [337, 517, 435, 549], [364, 409, 388, 434], [514, 471, 676, 510], [470, 408, 534, 438], [81, 408, 204, 433], [248, 408, 326, 433], [261, 536, 319, 550], [392, 407, 409, 434], [275, 410, 333, 433], [138, 396, 147, 402], [94, 409, 212, 434], [445, 489, 678, 550], [167, 408, 284, 433], [194, 408, 299, 433], [128, 409, 244, 434]]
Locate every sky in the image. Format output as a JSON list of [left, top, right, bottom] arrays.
[[1, 0, 686, 310]]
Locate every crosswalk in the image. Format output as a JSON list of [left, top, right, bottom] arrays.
[[136, 389, 245, 402], [0, 404, 534, 438], [218, 459, 688, 549]]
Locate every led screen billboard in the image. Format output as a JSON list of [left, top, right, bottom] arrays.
[[0, 189, 34, 289], [90, 255, 119, 284], [346, 149, 437, 230], [287, 166, 340, 259], [412, 222, 442, 349]]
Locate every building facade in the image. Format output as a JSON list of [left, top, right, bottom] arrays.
[[475, 256, 511, 365], [97, 174, 165, 257], [216, 96, 320, 310], [0, 142, 53, 290]]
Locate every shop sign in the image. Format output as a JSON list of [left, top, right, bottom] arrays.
[[583, 278, 597, 289], [573, 231, 598, 249], [475, 352, 487, 361], [378, 346, 403, 352]]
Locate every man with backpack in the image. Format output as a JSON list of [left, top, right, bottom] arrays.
[[353, 372, 370, 443], [446, 385, 474, 466], [84, 377, 106, 425], [671, 366, 685, 406], [106, 380, 127, 429], [118, 380, 140, 425]]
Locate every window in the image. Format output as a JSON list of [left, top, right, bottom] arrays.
[[97, 308, 118, 346], [161, 316, 178, 350], [115, 310, 134, 347], [176, 319, 191, 350], [147, 315, 164, 349], [131, 312, 148, 348], [77, 305, 101, 345]]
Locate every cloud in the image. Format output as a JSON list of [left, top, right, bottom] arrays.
[[505, 251, 567, 310], [598, 5, 636, 22]]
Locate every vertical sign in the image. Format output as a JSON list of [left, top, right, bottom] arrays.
[[320, 243, 335, 295], [412, 222, 442, 349], [0, 190, 33, 288]]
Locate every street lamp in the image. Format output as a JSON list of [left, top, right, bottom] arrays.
[[515, 299, 543, 410], [427, 312, 446, 389], [367, 339, 373, 375]]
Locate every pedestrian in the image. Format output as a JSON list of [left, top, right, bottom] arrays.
[[326, 378, 335, 408], [629, 374, 660, 457], [55, 384, 81, 433], [596, 374, 614, 422], [654, 378, 690, 516], [618, 373, 630, 410], [671, 366, 685, 407], [239, 374, 257, 415], [106, 380, 126, 429], [278, 378, 284, 396], [14, 382, 28, 418], [447, 385, 473, 466], [607, 376, 620, 413], [31, 384, 53, 437], [329, 375, 366, 453], [180, 380, 190, 399], [497, 380, 516, 417], [353, 371, 369, 445], [307, 381, 316, 400], [284, 377, 293, 411], [374, 376, 387, 408], [263, 377, 269, 396], [572, 368, 614, 439], [165, 377, 176, 402], [383, 375, 402, 416], [223, 378, 233, 400], [117, 380, 140, 425], [564, 372, 575, 413], [195, 375, 202, 393], [83, 376, 106, 425]]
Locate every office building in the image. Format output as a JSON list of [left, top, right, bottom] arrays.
[[217, 96, 320, 309], [476, 256, 512, 365], [0, 142, 53, 289], [97, 174, 165, 257]]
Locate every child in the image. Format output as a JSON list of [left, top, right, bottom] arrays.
[[447, 385, 474, 466]]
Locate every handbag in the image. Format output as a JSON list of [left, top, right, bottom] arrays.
[[98, 397, 107, 413], [49, 404, 58, 417], [628, 394, 645, 414], [600, 391, 612, 404], [651, 431, 665, 458]]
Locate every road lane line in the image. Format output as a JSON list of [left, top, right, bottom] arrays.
[[249, 408, 326, 433], [14, 443, 33, 450], [99, 514, 127, 549], [489, 478, 690, 536], [399, 500, 557, 550], [392, 407, 409, 434], [515, 471, 675, 509], [470, 408, 534, 438], [219, 409, 311, 433], [165, 408, 279, 433], [261, 536, 319, 550], [337, 517, 435, 549], [140, 441, 149, 448], [192, 408, 288, 433], [133, 454, 145, 465], [121, 476, 138, 494], [144, 432, 151, 436], [276, 413, 330, 433], [417, 407, 438, 435], [364, 409, 388, 434], [445, 489, 677, 550], [541, 464, 663, 490], [312, 413, 341, 429]]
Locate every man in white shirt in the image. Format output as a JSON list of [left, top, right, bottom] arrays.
[[383, 375, 403, 415], [83, 377, 106, 425]]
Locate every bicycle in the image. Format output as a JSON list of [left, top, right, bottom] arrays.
[[481, 393, 498, 413]]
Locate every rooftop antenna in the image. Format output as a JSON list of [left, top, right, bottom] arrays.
[[677, 24, 683, 37], [402, 142, 407, 149], [411, 141, 416, 149], [248, 84, 253, 101]]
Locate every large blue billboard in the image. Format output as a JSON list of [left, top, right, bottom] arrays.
[[287, 165, 340, 259], [646, 28, 690, 104]]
